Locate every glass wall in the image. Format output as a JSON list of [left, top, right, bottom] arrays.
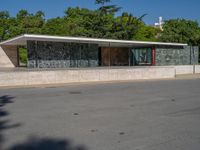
[[130, 48, 152, 66]]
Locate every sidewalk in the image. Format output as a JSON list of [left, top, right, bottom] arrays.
[[176, 73, 200, 79]]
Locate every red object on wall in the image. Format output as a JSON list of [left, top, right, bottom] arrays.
[[151, 47, 155, 65]]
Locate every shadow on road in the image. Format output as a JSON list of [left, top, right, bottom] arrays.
[[8, 136, 88, 150], [0, 95, 15, 117], [0, 95, 21, 149], [0, 95, 88, 150], [0, 95, 14, 107]]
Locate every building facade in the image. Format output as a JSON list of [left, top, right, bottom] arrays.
[[0, 34, 199, 68], [26, 40, 198, 68]]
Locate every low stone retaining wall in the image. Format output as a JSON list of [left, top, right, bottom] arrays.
[[174, 65, 194, 75], [195, 65, 200, 73], [174, 65, 200, 75], [0, 67, 175, 87]]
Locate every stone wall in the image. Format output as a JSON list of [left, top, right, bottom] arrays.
[[0, 67, 175, 87], [195, 65, 200, 73], [0, 45, 18, 67], [27, 41, 99, 68], [155, 46, 199, 66]]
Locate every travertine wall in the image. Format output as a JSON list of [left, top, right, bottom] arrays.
[[169, 65, 200, 75], [0, 65, 200, 87], [0, 45, 18, 67], [174, 65, 195, 75], [195, 65, 200, 73], [27, 41, 99, 68], [0, 67, 175, 87], [155, 46, 199, 66]]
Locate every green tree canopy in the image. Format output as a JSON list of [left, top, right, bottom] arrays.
[[95, 0, 121, 15], [0, 11, 9, 19], [15, 10, 45, 35], [0, 11, 10, 41], [1, 7, 200, 46], [160, 19, 200, 46], [42, 17, 68, 36], [134, 24, 160, 41]]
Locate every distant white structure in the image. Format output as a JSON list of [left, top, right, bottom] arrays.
[[155, 17, 164, 31]]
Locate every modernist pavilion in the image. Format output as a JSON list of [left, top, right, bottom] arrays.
[[0, 34, 199, 68]]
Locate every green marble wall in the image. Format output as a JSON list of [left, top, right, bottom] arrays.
[[155, 46, 199, 66]]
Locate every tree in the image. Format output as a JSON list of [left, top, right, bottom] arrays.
[[63, 7, 114, 38], [0, 11, 11, 41], [159, 19, 200, 46], [0, 11, 9, 19], [15, 10, 45, 35], [110, 12, 147, 40], [64, 7, 95, 37], [16, 10, 28, 20], [18, 47, 27, 64], [134, 24, 160, 41], [42, 17, 68, 36], [95, 0, 121, 15]]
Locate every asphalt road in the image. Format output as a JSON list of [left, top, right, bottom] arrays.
[[0, 78, 200, 150]]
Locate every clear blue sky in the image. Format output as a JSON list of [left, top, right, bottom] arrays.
[[0, 0, 199, 25]]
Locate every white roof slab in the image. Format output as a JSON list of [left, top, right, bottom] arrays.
[[0, 34, 188, 47]]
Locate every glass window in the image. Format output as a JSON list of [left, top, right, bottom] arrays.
[[131, 48, 152, 66]]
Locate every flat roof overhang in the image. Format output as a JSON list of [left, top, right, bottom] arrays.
[[0, 34, 188, 47]]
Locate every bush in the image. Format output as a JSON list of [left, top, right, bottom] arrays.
[[19, 47, 27, 64]]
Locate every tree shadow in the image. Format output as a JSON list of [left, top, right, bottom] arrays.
[[0, 95, 21, 149], [0, 109, 9, 117], [0, 95, 88, 150], [8, 136, 88, 150], [0, 95, 14, 107], [0, 95, 15, 117]]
